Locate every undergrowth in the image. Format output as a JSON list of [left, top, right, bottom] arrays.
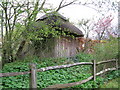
[[1, 52, 119, 89], [1, 55, 92, 88], [100, 77, 120, 88], [93, 37, 118, 62]]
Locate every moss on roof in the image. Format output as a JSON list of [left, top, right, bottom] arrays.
[[36, 12, 84, 37]]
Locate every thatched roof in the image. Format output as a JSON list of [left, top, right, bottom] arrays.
[[38, 12, 67, 21], [36, 12, 84, 37]]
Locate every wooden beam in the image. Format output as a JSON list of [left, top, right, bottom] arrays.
[[37, 62, 93, 72], [29, 63, 37, 89], [96, 59, 117, 65], [0, 71, 30, 77], [92, 60, 96, 81], [0, 62, 92, 77], [0, 59, 118, 77], [46, 76, 93, 88], [116, 59, 118, 70], [45, 67, 117, 89], [96, 67, 116, 76]]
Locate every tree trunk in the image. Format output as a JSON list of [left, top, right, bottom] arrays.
[[16, 40, 26, 59]]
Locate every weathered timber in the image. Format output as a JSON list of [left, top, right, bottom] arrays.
[[46, 67, 117, 88], [92, 60, 96, 81], [29, 63, 37, 89], [96, 67, 116, 76], [116, 59, 118, 70], [0, 59, 118, 77], [37, 62, 93, 72], [96, 59, 117, 65], [46, 76, 93, 88], [0, 71, 30, 77], [0, 62, 92, 77]]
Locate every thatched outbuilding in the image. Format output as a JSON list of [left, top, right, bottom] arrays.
[[25, 12, 84, 58]]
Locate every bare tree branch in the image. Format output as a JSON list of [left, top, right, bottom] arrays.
[[56, 0, 64, 11], [56, 0, 77, 12], [39, 0, 46, 11], [0, 4, 4, 9]]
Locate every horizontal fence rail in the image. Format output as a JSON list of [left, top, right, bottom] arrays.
[[0, 62, 92, 77], [37, 62, 93, 72], [46, 67, 117, 88], [0, 59, 117, 77], [0, 59, 119, 89], [96, 59, 117, 65], [0, 71, 30, 77]]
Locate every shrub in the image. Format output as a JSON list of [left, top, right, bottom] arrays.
[[93, 37, 118, 62], [75, 52, 93, 62]]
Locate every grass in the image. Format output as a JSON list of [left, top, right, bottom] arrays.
[[100, 77, 120, 88]]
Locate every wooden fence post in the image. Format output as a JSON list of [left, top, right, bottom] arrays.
[[92, 60, 96, 81], [116, 59, 118, 70], [29, 63, 37, 89]]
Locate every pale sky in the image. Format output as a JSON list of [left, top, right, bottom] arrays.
[[41, 0, 99, 23], [1, 0, 118, 24], [43, 0, 118, 26], [59, 5, 97, 23], [45, 0, 118, 37]]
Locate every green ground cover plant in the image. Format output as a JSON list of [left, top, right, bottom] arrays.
[[1, 39, 119, 89], [70, 70, 120, 89], [100, 78, 119, 88], [1, 55, 92, 88], [1, 55, 119, 89]]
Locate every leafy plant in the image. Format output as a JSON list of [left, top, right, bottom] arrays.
[[1, 53, 119, 89], [93, 37, 118, 62], [100, 78, 119, 88], [1, 56, 91, 88], [75, 52, 93, 62]]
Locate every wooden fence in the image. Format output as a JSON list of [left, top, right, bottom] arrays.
[[0, 59, 119, 88]]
